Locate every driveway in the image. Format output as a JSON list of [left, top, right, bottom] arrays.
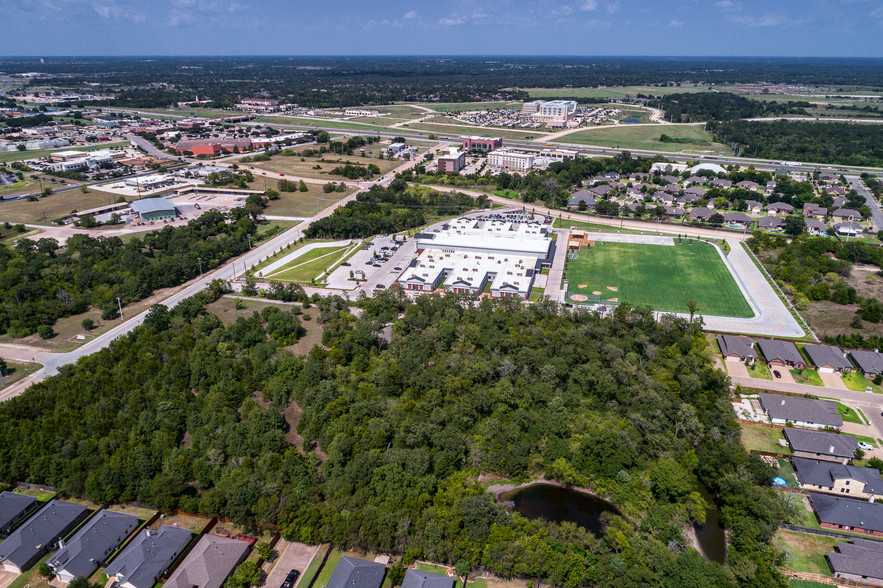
[[264, 541, 320, 588], [0, 571, 19, 588], [818, 371, 848, 390], [772, 368, 796, 384], [724, 360, 749, 379]]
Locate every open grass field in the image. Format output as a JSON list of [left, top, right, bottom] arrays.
[[0, 187, 124, 224], [520, 86, 711, 100], [421, 101, 523, 112], [256, 115, 394, 133], [0, 141, 130, 164], [262, 244, 352, 283], [740, 424, 790, 454], [0, 360, 41, 390], [554, 124, 730, 153], [405, 122, 547, 140], [244, 177, 353, 217], [773, 530, 836, 576], [249, 152, 400, 181], [564, 240, 752, 317]]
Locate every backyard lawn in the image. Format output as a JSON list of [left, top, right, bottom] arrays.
[[772, 530, 836, 576], [563, 240, 752, 317], [740, 424, 790, 454]]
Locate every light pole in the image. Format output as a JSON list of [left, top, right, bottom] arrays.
[[247, 234, 252, 249], [116, 296, 124, 320], [197, 257, 203, 275]]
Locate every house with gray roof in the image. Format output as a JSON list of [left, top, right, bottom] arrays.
[[48, 509, 139, 584], [803, 344, 853, 373], [0, 500, 89, 573], [805, 217, 829, 236], [568, 190, 596, 208], [684, 185, 708, 197], [757, 216, 784, 230], [827, 539, 883, 587], [767, 202, 793, 215], [758, 394, 842, 431], [834, 222, 863, 237], [793, 457, 883, 501], [717, 335, 756, 363], [757, 339, 806, 369], [326, 556, 386, 588], [677, 193, 701, 206], [402, 568, 455, 588], [809, 493, 883, 537], [744, 200, 763, 213], [684, 176, 705, 186], [736, 180, 759, 191], [784, 429, 858, 464], [105, 525, 193, 588], [709, 178, 732, 189], [832, 198, 848, 209], [850, 350, 883, 376], [832, 209, 863, 222], [164, 535, 249, 588], [0, 492, 38, 537], [723, 212, 752, 226], [803, 203, 828, 219], [663, 206, 686, 219], [689, 207, 715, 221]]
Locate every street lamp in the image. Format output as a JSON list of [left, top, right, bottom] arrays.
[[246, 234, 252, 249], [197, 257, 203, 275], [116, 296, 124, 320]]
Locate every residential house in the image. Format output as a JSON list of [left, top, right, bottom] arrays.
[[689, 207, 715, 221], [402, 569, 455, 588], [48, 510, 139, 584], [105, 525, 194, 588], [764, 181, 776, 195], [819, 173, 839, 182], [684, 185, 708, 198], [568, 190, 597, 208], [803, 203, 828, 219], [784, 428, 857, 464], [757, 339, 806, 369], [825, 186, 847, 197], [767, 202, 794, 215], [0, 492, 38, 537], [717, 335, 757, 363], [709, 178, 732, 189], [803, 344, 853, 373], [832, 198, 848, 209], [793, 458, 883, 501], [757, 393, 842, 431], [723, 212, 752, 227], [326, 556, 386, 588], [849, 350, 883, 377], [660, 174, 680, 185], [744, 200, 764, 214], [832, 208, 862, 222], [775, 168, 791, 177], [663, 183, 681, 194], [663, 206, 686, 219], [834, 222, 863, 237], [809, 493, 883, 537], [652, 192, 675, 206], [684, 176, 706, 186], [826, 539, 883, 587], [603, 171, 622, 181], [677, 194, 701, 207], [164, 535, 250, 588], [0, 500, 89, 573], [805, 218, 829, 236], [736, 180, 759, 192], [588, 184, 614, 199], [757, 216, 784, 230]]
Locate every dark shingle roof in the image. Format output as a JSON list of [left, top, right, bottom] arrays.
[[723, 212, 751, 223], [803, 344, 853, 370], [717, 335, 756, 359], [0, 500, 89, 569], [326, 557, 386, 588], [165, 535, 249, 588], [105, 525, 193, 588], [793, 457, 883, 494], [827, 539, 883, 581], [784, 429, 857, 458], [758, 394, 842, 428], [757, 339, 804, 365], [0, 492, 37, 534], [402, 569, 455, 588], [48, 509, 139, 581], [810, 493, 883, 533], [768, 202, 793, 212], [850, 350, 883, 375], [757, 216, 784, 229]]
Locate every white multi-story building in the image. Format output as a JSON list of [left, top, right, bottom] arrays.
[[539, 100, 577, 118], [522, 100, 545, 115], [488, 148, 535, 171]]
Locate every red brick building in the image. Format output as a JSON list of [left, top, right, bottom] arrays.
[[437, 149, 465, 175], [462, 136, 502, 152]]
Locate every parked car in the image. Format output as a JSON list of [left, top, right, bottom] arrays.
[[773, 370, 781, 379], [281, 569, 299, 588], [858, 441, 874, 451]]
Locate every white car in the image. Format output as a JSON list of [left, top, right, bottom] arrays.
[[858, 441, 874, 451]]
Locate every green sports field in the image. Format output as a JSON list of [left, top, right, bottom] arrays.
[[564, 240, 753, 317]]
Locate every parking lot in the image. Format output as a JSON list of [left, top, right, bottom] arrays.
[[324, 234, 405, 290]]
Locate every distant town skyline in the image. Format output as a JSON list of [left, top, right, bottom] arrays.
[[1, 0, 883, 57]]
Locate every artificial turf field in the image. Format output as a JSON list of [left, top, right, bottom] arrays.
[[564, 240, 753, 317]]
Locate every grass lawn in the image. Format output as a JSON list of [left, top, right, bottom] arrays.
[[553, 124, 730, 154], [563, 240, 752, 317], [405, 122, 546, 141], [263, 244, 352, 283], [255, 116, 394, 133], [297, 544, 331, 588], [552, 217, 648, 235], [789, 581, 833, 588], [790, 369, 824, 387], [313, 549, 344, 588], [841, 371, 883, 394], [529, 287, 546, 302], [776, 458, 798, 486], [0, 187, 126, 224], [0, 360, 41, 390], [834, 402, 864, 424], [249, 152, 400, 181], [747, 361, 774, 380], [245, 177, 353, 217], [420, 101, 524, 113], [772, 530, 836, 576], [12, 488, 57, 501], [519, 86, 711, 100], [740, 424, 790, 454], [415, 562, 451, 575], [0, 141, 130, 164]]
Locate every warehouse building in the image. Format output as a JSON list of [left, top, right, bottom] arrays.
[[130, 198, 178, 222]]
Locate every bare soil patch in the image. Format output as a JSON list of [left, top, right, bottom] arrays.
[[283, 401, 304, 451]]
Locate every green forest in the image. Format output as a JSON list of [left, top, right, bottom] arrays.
[[0, 208, 264, 337], [658, 92, 808, 122], [0, 289, 788, 587]]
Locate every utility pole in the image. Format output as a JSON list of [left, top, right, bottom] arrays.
[[116, 296, 124, 320], [197, 257, 203, 275], [247, 234, 252, 249]]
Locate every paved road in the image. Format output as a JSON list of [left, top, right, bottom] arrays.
[[849, 175, 883, 232]]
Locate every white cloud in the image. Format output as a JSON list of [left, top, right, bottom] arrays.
[[403, 10, 417, 19], [715, 0, 742, 11], [669, 19, 684, 26], [606, 1, 620, 14], [585, 18, 611, 28], [729, 12, 796, 26], [91, 1, 145, 21], [871, 5, 883, 17], [438, 16, 464, 25], [579, 0, 597, 11]]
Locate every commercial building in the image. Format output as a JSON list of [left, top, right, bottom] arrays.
[[105, 525, 194, 588], [537, 100, 577, 119], [809, 493, 883, 537], [461, 136, 502, 152], [539, 148, 579, 161], [793, 457, 883, 501], [164, 535, 250, 588], [827, 539, 883, 587], [48, 510, 139, 584], [488, 148, 534, 171], [130, 198, 178, 222], [522, 100, 545, 115], [0, 492, 38, 537], [757, 393, 842, 431], [784, 429, 858, 464], [0, 500, 89, 573], [125, 175, 175, 192], [437, 149, 465, 175]]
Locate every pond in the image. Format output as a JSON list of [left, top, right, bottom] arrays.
[[498, 483, 621, 537], [693, 483, 727, 564], [622, 117, 642, 124]]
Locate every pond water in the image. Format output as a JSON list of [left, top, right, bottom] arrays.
[[500, 482, 727, 563], [622, 117, 642, 124]]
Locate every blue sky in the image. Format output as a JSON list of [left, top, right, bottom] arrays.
[[1, 0, 882, 57]]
